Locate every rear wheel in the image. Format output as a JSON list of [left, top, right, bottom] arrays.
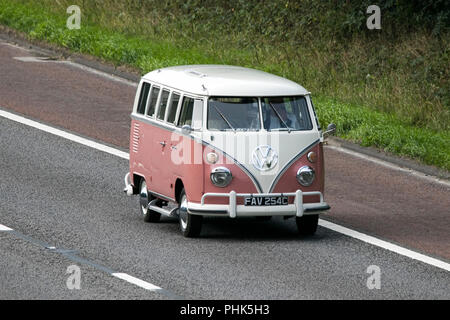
[[296, 214, 319, 236], [139, 180, 161, 222], [178, 189, 202, 237]]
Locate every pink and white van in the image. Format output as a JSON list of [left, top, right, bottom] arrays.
[[124, 65, 335, 237]]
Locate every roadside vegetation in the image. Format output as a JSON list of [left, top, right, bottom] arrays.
[[0, 0, 448, 170]]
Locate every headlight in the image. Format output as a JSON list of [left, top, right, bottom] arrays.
[[296, 166, 315, 186], [210, 167, 232, 187]]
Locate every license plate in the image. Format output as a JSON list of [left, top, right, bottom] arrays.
[[244, 196, 289, 206]]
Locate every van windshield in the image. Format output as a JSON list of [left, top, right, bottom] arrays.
[[261, 96, 313, 131], [208, 97, 260, 131]]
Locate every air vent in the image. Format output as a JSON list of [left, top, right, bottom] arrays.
[[132, 123, 140, 153], [187, 70, 206, 77]]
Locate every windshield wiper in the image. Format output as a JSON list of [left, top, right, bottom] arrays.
[[214, 106, 235, 131], [268, 102, 290, 133]]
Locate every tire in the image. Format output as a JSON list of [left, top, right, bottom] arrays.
[[178, 189, 202, 237], [255, 216, 272, 221], [296, 214, 319, 236], [139, 180, 161, 223]]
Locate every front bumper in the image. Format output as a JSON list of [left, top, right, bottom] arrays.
[[187, 190, 330, 218]]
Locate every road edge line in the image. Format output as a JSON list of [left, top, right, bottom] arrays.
[[319, 219, 450, 272], [0, 108, 129, 160]]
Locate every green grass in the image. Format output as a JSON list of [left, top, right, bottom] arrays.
[[0, 0, 449, 170]]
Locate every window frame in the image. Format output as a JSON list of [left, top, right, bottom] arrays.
[[260, 95, 314, 132], [146, 85, 161, 118], [165, 91, 181, 125], [206, 96, 262, 132], [177, 95, 196, 128], [156, 88, 171, 121], [136, 81, 151, 115]]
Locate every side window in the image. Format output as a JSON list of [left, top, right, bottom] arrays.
[[146, 86, 160, 117], [178, 97, 194, 127], [166, 93, 180, 124], [136, 82, 150, 114], [157, 89, 170, 120]]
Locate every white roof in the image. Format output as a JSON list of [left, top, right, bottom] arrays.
[[142, 65, 309, 96]]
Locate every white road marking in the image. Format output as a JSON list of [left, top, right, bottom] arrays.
[[0, 42, 29, 51], [63, 60, 138, 87], [0, 109, 129, 160], [319, 220, 450, 272], [1, 109, 449, 277], [325, 144, 450, 188], [112, 273, 162, 291], [2, 40, 137, 87], [0, 224, 13, 231], [13, 56, 64, 63]]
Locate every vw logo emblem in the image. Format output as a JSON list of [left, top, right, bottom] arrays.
[[252, 145, 278, 171]]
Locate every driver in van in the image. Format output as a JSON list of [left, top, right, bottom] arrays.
[[265, 98, 300, 130]]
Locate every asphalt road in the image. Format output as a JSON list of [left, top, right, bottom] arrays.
[[0, 40, 449, 299]]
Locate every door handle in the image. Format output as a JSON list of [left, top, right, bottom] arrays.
[[170, 145, 177, 150], [159, 141, 166, 147]]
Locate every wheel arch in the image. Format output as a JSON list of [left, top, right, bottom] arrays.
[[174, 178, 184, 204]]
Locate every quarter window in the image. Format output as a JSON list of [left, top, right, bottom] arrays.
[[167, 93, 180, 124], [157, 89, 170, 120], [146, 86, 160, 117], [136, 82, 150, 114]]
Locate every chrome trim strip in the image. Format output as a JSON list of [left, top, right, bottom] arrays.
[[149, 190, 175, 202]]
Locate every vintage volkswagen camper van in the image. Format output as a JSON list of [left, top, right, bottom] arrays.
[[124, 65, 335, 237]]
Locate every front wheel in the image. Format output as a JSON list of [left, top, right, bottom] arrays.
[[296, 214, 319, 236], [178, 189, 202, 237]]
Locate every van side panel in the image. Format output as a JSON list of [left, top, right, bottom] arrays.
[[151, 123, 177, 198], [169, 135, 205, 203]]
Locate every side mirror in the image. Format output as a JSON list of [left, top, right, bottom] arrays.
[[181, 124, 193, 135], [323, 123, 336, 138]]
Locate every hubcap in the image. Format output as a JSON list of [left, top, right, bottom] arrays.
[[139, 181, 149, 216], [179, 194, 188, 230]]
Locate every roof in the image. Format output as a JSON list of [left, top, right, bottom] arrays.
[[142, 65, 309, 96]]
